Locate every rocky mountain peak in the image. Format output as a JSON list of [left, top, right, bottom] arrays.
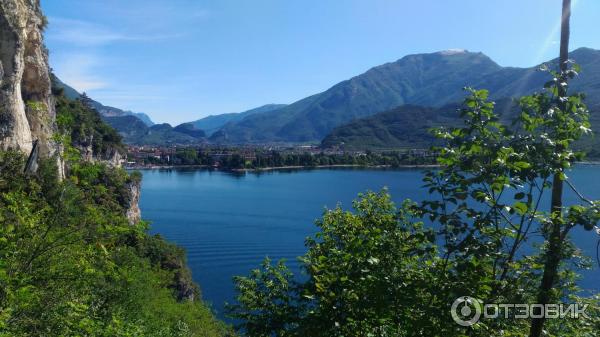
[[438, 48, 468, 55]]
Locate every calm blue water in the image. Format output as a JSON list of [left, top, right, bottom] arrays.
[[139, 167, 600, 317]]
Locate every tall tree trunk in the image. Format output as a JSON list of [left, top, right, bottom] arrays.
[[529, 1, 571, 336]]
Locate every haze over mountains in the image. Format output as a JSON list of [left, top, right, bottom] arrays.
[[54, 47, 600, 148], [52, 77, 209, 145], [52, 76, 155, 127]]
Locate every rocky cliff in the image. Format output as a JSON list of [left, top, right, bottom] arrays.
[[1, 1, 134, 217], [125, 178, 142, 225], [0, 0, 56, 157]]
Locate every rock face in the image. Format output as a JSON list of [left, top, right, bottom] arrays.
[[79, 137, 124, 168], [0, 0, 56, 157], [125, 179, 142, 225]]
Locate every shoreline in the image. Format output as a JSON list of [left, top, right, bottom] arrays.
[[125, 161, 600, 172], [232, 164, 440, 172], [125, 163, 440, 171], [125, 164, 210, 170]]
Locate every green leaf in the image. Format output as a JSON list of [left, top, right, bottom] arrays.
[[513, 202, 528, 215]]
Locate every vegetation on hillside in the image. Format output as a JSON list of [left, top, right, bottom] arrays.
[[321, 98, 600, 157], [53, 89, 125, 159], [321, 104, 462, 150], [0, 94, 232, 336]]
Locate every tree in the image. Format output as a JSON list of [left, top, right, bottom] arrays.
[[228, 191, 443, 336], [229, 2, 600, 335], [1, 90, 233, 336], [529, 1, 579, 336], [229, 80, 600, 336]]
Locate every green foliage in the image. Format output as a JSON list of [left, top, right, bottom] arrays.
[[2, 88, 232, 335], [229, 258, 301, 337], [0, 152, 229, 336], [0, 151, 232, 336], [300, 193, 440, 336], [55, 93, 125, 158], [322, 95, 600, 154], [229, 68, 600, 336]]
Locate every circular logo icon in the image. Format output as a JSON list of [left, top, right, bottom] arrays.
[[451, 296, 482, 326]]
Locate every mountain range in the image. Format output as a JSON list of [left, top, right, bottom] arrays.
[[51, 76, 282, 145], [52, 76, 209, 145], [52, 47, 600, 148], [191, 104, 287, 136], [211, 47, 600, 145], [51, 75, 155, 127]]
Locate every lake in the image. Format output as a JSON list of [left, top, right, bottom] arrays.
[[139, 167, 600, 318]]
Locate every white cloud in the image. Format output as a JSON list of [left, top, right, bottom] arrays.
[[67, 79, 108, 92], [46, 17, 183, 46], [53, 53, 109, 92]]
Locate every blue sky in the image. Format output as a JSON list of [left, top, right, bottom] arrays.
[[42, 0, 600, 125]]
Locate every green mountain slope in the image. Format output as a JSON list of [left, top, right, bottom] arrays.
[[191, 104, 286, 136], [321, 99, 517, 150], [322, 98, 600, 154], [321, 104, 459, 150], [213, 48, 600, 144]]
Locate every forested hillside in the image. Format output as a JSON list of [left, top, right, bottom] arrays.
[[0, 1, 230, 335], [0, 94, 232, 337], [321, 104, 461, 150], [322, 98, 600, 155]]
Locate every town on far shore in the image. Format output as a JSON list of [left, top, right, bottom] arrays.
[[125, 144, 436, 171]]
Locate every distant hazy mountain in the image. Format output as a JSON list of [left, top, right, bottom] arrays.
[[101, 116, 206, 145], [212, 48, 600, 144], [173, 123, 207, 139], [131, 113, 154, 127], [50, 76, 206, 145], [191, 104, 287, 136], [51, 75, 155, 126], [102, 115, 149, 143], [137, 123, 205, 145]]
